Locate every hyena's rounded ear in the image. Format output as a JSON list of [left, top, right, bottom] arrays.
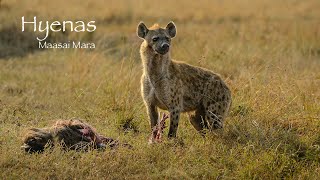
[[166, 21, 176, 38], [137, 22, 149, 39]]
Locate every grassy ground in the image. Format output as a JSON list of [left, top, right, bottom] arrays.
[[0, 0, 320, 179]]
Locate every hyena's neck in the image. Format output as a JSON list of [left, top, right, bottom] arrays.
[[140, 42, 171, 82]]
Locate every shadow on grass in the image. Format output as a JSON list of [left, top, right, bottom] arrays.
[[0, 25, 44, 59], [222, 119, 320, 163], [0, 25, 69, 59]]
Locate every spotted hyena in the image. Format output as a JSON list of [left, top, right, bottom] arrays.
[[137, 21, 232, 138], [22, 119, 131, 153]]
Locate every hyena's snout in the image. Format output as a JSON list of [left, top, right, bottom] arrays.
[[161, 43, 169, 51], [156, 42, 170, 55]]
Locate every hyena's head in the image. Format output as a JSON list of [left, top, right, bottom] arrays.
[[137, 21, 176, 55], [22, 128, 54, 153]]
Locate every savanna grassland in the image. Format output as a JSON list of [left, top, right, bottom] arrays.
[[0, 0, 320, 179]]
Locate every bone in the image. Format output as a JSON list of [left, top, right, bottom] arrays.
[[149, 112, 169, 144]]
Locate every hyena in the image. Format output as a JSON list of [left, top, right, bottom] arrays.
[[22, 119, 131, 153], [137, 21, 232, 138]]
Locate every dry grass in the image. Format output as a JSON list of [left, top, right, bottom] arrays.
[[0, 0, 320, 179]]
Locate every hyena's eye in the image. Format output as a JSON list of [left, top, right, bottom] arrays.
[[152, 37, 159, 42]]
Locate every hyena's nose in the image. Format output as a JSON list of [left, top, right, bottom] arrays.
[[161, 43, 169, 50]]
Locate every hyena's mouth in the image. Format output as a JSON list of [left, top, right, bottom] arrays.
[[155, 48, 169, 55]]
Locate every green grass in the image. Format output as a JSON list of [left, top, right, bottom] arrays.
[[0, 0, 320, 179]]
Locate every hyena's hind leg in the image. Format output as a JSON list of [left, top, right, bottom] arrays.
[[189, 105, 208, 133], [204, 100, 230, 130]]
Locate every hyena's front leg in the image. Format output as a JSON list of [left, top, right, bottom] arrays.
[[167, 80, 182, 138], [168, 109, 180, 138], [141, 76, 158, 129], [146, 104, 159, 129]]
